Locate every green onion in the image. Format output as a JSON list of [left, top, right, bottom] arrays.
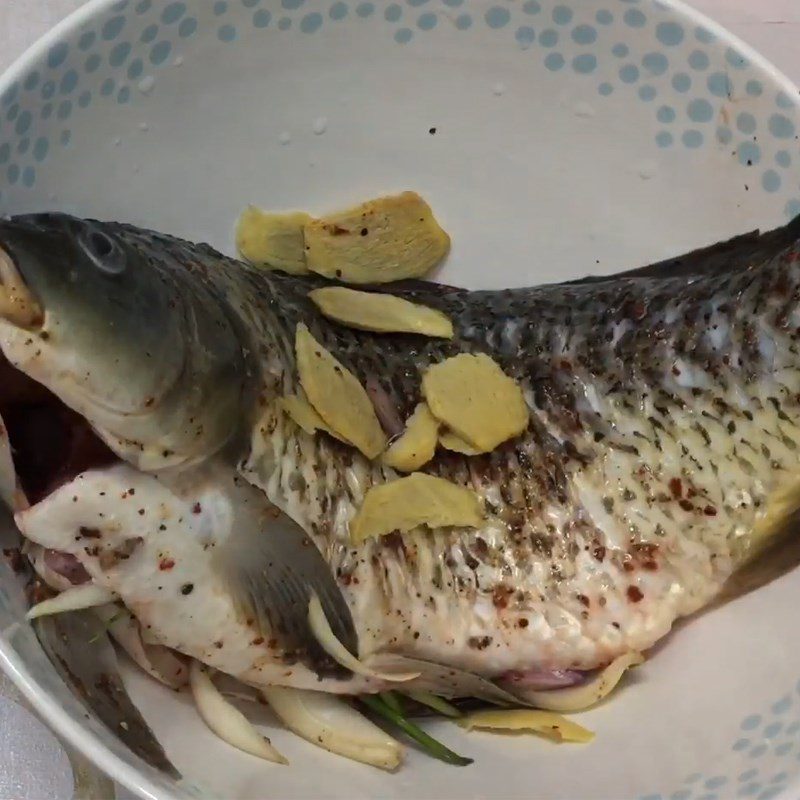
[[379, 691, 404, 715], [405, 690, 462, 718], [360, 694, 473, 766]]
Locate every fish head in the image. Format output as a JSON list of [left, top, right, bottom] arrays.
[[0, 212, 184, 398], [0, 213, 251, 471]]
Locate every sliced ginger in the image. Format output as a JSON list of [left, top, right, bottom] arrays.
[[304, 192, 450, 284], [279, 390, 347, 442], [350, 472, 483, 543], [439, 430, 481, 456], [308, 287, 453, 339], [457, 709, 594, 744], [295, 324, 386, 459], [236, 207, 311, 274], [423, 353, 529, 453], [382, 403, 440, 472], [236, 192, 449, 283]]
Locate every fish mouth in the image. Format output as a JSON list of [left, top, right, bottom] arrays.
[[0, 354, 117, 507], [0, 243, 43, 330]]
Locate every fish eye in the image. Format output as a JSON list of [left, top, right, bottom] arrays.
[[79, 227, 126, 275]]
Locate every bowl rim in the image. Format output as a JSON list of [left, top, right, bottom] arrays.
[[0, 0, 799, 798]]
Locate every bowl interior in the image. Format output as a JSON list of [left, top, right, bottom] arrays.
[[1, 0, 800, 798]]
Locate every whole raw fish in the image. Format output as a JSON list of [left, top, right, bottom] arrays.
[[2, 212, 800, 703]]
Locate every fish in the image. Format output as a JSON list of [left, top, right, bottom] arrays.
[[1, 211, 800, 705]]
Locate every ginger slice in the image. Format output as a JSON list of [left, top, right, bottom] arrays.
[[350, 472, 483, 543], [236, 206, 311, 274], [382, 403, 440, 472], [309, 286, 453, 338], [304, 192, 450, 284], [295, 324, 386, 459], [423, 353, 529, 453]]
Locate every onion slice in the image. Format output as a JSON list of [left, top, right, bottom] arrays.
[[189, 661, 287, 764], [307, 593, 419, 682], [457, 709, 594, 743], [513, 652, 644, 712], [95, 605, 188, 689], [26, 584, 116, 620], [262, 686, 402, 770]]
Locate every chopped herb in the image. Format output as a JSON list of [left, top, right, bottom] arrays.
[[379, 690, 404, 715], [360, 693, 473, 766]]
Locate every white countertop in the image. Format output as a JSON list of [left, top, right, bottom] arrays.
[[0, 1, 798, 798]]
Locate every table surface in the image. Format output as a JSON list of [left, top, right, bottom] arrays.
[[0, 1, 799, 798]]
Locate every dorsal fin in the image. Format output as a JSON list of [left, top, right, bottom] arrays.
[[567, 213, 800, 285]]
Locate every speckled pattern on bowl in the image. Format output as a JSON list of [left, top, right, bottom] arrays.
[[0, 1, 799, 798]]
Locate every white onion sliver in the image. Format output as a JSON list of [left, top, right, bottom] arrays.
[[519, 652, 644, 712], [189, 661, 287, 764], [95, 605, 188, 689], [307, 593, 418, 683], [26, 584, 116, 620], [262, 686, 402, 771]]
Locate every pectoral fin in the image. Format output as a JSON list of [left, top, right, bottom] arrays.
[[34, 610, 179, 778], [218, 482, 358, 679]]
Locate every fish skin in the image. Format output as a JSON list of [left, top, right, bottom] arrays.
[[3, 213, 800, 687], [242, 216, 800, 676]]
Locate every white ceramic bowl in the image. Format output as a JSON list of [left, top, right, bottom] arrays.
[[1, 1, 800, 798]]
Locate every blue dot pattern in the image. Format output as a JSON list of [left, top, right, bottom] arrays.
[[638, 682, 800, 800], [656, 131, 675, 148], [687, 98, 712, 123], [707, 72, 732, 98], [516, 26, 535, 48], [539, 29, 558, 47], [738, 141, 760, 166], [642, 52, 668, 76], [671, 72, 691, 92], [161, 2, 187, 25], [0, 0, 797, 230], [571, 24, 597, 45], [485, 7, 510, 29]]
